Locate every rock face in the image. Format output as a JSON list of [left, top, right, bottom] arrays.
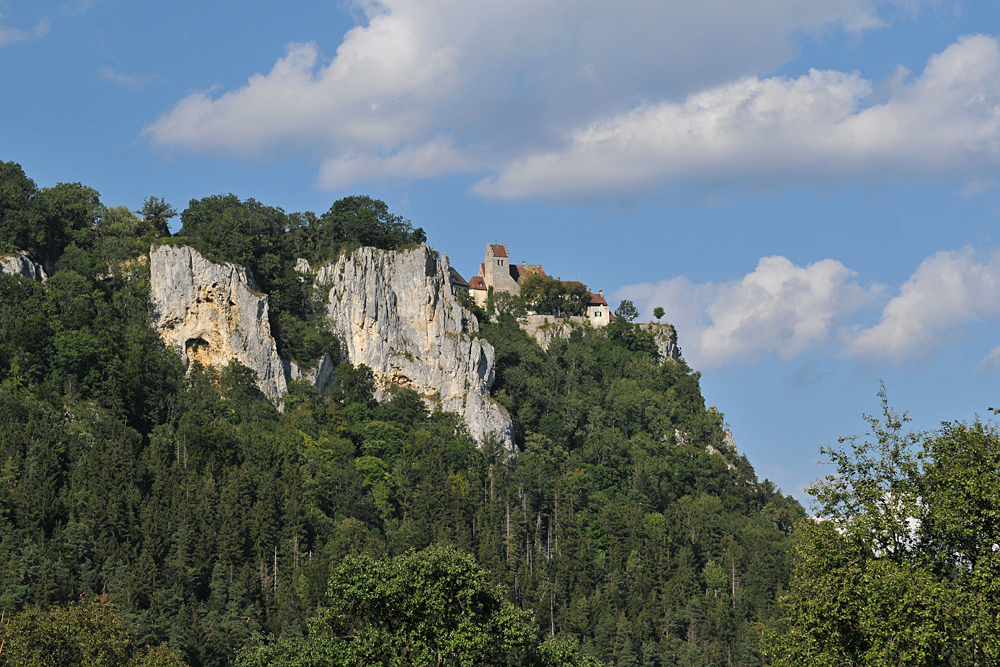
[[521, 314, 579, 351], [521, 315, 680, 363], [638, 323, 681, 363], [316, 246, 516, 455], [149, 244, 304, 402], [149, 243, 514, 455], [0, 252, 47, 282]]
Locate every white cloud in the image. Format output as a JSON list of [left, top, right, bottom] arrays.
[[318, 138, 477, 187], [849, 248, 1000, 365], [617, 256, 880, 368], [0, 15, 50, 46], [477, 34, 1000, 199], [143, 0, 930, 187], [619, 247, 1000, 370]]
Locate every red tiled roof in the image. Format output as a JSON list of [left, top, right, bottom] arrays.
[[469, 276, 487, 290], [490, 244, 508, 258], [588, 292, 607, 306], [609, 312, 617, 322]]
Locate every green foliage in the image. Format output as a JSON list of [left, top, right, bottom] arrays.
[[474, 305, 802, 666], [614, 299, 640, 323], [0, 160, 803, 667], [0, 161, 106, 264], [653, 306, 664, 322], [519, 274, 589, 316], [768, 387, 1000, 665], [0, 596, 188, 666], [236, 545, 535, 666], [0, 160, 39, 255], [286, 195, 427, 264], [139, 196, 177, 237]]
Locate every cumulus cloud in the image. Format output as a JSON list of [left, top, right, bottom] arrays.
[[0, 15, 50, 46], [618, 247, 1000, 370], [617, 256, 881, 368], [144, 0, 933, 188], [477, 34, 1000, 199], [849, 248, 1000, 365]]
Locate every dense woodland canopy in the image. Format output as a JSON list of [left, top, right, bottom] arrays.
[[9, 158, 993, 666]]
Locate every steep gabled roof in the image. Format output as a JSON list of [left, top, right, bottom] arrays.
[[588, 292, 608, 306], [449, 267, 469, 289], [469, 276, 487, 290], [490, 244, 508, 258]]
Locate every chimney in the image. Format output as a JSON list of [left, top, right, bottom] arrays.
[[599, 290, 603, 297]]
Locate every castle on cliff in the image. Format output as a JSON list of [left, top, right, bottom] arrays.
[[449, 243, 613, 327]]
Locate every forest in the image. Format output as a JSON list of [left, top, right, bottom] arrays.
[[1, 159, 996, 666]]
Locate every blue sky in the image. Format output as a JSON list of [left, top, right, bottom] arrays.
[[3, 0, 1000, 502]]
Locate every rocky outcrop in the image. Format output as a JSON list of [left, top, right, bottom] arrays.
[[521, 315, 680, 363], [0, 252, 47, 282], [149, 244, 297, 402], [521, 314, 579, 351], [639, 323, 680, 362], [316, 247, 516, 456]]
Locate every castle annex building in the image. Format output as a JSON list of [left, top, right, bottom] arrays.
[[451, 243, 613, 327]]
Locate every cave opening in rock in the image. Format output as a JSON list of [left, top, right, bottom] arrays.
[[185, 337, 213, 366]]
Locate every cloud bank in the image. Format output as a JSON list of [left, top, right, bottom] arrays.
[[140, 0, 993, 197], [476, 35, 1000, 198], [617, 248, 1000, 370]]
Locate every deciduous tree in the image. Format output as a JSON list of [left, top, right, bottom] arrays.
[[768, 388, 1000, 666]]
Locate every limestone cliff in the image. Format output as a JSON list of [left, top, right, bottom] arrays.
[[148, 244, 336, 402], [316, 247, 516, 455], [0, 252, 47, 282], [149, 243, 514, 455]]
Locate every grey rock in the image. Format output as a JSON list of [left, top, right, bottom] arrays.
[[638, 322, 680, 362], [149, 243, 514, 454], [521, 314, 580, 351], [317, 246, 516, 456], [149, 244, 291, 402], [0, 252, 47, 282]]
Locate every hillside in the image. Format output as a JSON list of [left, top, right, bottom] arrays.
[[0, 160, 803, 666]]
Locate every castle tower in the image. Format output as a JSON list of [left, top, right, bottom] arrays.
[[481, 243, 520, 295]]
